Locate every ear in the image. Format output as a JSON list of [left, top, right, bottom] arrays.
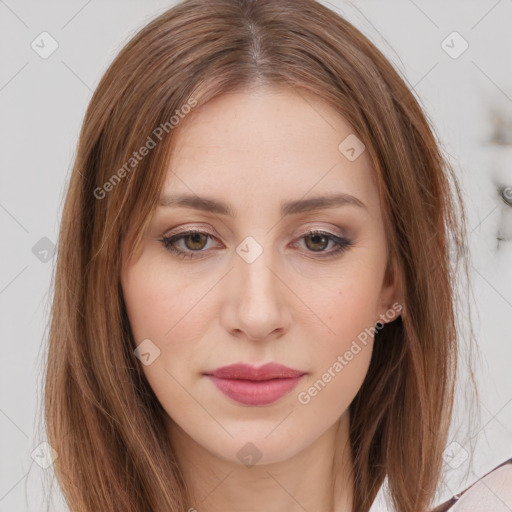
[[376, 255, 404, 325]]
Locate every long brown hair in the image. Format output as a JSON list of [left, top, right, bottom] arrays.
[[40, 0, 480, 510]]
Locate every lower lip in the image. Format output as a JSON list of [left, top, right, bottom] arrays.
[[206, 375, 304, 406]]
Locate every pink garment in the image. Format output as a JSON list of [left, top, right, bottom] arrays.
[[431, 457, 512, 511]]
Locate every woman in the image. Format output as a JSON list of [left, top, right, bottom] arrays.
[[41, 0, 511, 510]]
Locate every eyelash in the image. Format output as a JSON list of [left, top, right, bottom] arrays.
[[158, 228, 354, 260]]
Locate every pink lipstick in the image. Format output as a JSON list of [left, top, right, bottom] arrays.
[[204, 362, 306, 406]]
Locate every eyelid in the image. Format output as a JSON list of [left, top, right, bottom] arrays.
[[291, 221, 347, 238], [163, 223, 216, 235], [161, 222, 347, 242]]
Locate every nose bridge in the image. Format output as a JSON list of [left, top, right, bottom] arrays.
[[226, 233, 288, 339], [236, 234, 278, 302]]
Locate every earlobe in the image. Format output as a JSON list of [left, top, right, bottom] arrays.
[[376, 301, 403, 327]]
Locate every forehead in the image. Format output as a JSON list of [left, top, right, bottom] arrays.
[[162, 86, 379, 216]]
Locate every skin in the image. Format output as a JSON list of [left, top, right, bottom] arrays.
[[120, 85, 403, 512]]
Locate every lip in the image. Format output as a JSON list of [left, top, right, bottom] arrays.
[[204, 363, 306, 406]]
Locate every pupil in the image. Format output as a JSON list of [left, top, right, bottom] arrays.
[[187, 233, 205, 250], [308, 234, 327, 251]]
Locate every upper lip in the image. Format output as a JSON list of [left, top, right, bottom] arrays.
[[204, 362, 306, 381]]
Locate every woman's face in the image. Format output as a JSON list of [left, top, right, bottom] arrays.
[[120, 86, 401, 466]]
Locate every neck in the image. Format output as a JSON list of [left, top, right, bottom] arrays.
[[166, 411, 354, 512]]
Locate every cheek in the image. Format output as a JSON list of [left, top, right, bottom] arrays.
[[322, 276, 381, 350], [122, 259, 200, 343], [302, 269, 381, 404], [121, 257, 216, 392], [297, 289, 376, 416], [121, 262, 206, 412]]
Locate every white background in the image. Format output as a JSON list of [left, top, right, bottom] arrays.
[[0, 0, 511, 510]]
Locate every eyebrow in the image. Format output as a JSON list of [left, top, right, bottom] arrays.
[[158, 192, 367, 216]]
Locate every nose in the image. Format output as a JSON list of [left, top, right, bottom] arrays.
[[220, 241, 291, 341]]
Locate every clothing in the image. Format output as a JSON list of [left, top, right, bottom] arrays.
[[430, 457, 512, 511]]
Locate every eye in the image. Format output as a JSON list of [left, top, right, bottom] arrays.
[[291, 230, 354, 258], [158, 229, 220, 259], [158, 228, 354, 259]]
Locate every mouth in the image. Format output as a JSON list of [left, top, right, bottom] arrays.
[[203, 362, 307, 406]]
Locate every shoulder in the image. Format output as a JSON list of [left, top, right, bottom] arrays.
[[432, 458, 512, 512]]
